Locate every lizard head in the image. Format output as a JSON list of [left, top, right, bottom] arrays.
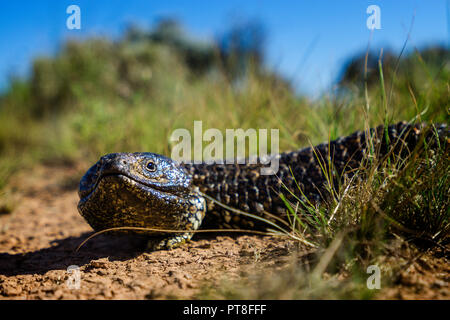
[[77, 152, 205, 235]]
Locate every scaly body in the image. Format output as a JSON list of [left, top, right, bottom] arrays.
[[77, 121, 447, 249]]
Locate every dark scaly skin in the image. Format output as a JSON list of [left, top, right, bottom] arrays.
[[186, 121, 448, 230], [77, 121, 448, 249]]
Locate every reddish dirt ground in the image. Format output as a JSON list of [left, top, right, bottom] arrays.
[[0, 165, 448, 300]]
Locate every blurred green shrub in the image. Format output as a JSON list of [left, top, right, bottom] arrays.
[[0, 19, 447, 184], [337, 46, 449, 122]]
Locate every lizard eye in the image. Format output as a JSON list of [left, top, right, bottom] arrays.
[[146, 161, 157, 172]]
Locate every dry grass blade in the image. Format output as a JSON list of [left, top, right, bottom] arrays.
[[76, 226, 278, 252]]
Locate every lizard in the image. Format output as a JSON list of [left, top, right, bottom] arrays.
[[77, 121, 448, 250]]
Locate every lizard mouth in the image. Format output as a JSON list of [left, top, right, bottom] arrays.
[[77, 153, 193, 208], [79, 172, 171, 202], [77, 172, 189, 233]]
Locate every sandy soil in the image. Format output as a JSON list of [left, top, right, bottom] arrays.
[[0, 164, 448, 299]]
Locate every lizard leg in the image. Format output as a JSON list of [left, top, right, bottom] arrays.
[[147, 232, 194, 250], [147, 193, 206, 250]]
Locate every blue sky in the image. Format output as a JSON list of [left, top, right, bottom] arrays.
[[0, 0, 448, 96]]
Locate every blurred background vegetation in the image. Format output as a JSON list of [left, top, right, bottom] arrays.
[[0, 19, 448, 189]]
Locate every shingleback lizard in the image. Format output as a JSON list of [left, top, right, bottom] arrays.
[[77, 121, 448, 250]]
